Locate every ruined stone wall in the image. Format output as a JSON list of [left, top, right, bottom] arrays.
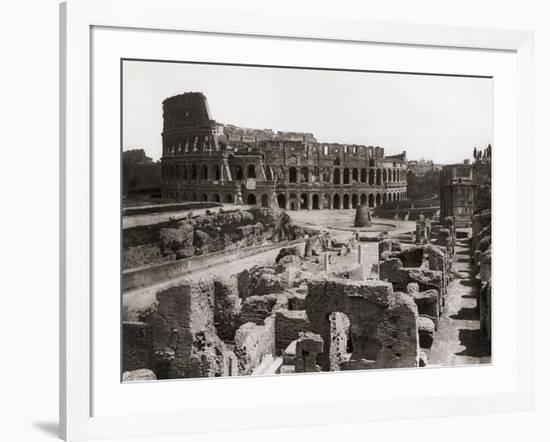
[[123, 207, 301, 269], [234, 316, 276, 375], [306, 279, 419, 370]]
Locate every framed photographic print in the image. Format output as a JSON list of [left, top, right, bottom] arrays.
[[60, 0, 534, 440]]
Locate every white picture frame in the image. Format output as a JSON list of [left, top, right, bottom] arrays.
[[60, 0, 534, 440]]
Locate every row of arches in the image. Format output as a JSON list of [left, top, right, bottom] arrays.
[[163, 161, 407, 185]]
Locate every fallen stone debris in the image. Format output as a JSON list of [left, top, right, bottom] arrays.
[[122, 194, 490, 379]]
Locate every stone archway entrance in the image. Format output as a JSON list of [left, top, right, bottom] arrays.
[[305, 279, 419, 371]]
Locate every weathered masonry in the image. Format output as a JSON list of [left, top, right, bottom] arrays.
[[161, 92, 408, 209]]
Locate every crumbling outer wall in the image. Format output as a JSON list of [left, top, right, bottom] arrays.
[[122, 321, 153, 373], [306, 279, 419, 370], [151, 280, 225, 379]]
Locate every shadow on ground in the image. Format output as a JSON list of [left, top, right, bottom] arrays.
[[450, 307, 479, 320], [33, 421, 59, 438], [455, 329, 491, 358]]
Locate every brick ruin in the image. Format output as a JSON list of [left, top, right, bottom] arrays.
[[122, 212, 469, 380]]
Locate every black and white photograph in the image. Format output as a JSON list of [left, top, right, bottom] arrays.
[[121, 59, 492, 381]]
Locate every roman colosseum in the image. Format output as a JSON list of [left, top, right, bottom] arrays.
[[161, 92, 408, 210]]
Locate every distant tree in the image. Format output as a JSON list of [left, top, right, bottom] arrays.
[[473, 147, 477, 160], [123, 149, 153, 165]]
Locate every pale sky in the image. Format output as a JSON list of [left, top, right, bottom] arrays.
[[122, 60, 492, 164]]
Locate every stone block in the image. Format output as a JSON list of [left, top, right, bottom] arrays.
[[418, 316, 435, 349], [295, 332, 324, 373]]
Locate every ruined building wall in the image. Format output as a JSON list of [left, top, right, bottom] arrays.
[[161, 92, 408, 209]]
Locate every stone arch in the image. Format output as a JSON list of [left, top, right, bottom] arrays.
[[212, 165, 221, 181], [382, 193, 387, 203], [301, 167, 309, 183], [305, 279, 419, 371], [333, 194, 341, 209], [235, 165, 244, 180], [191, 164, 197, 180], [225, 194, 234, 203], [376, 193, 381, 206], [333, 168, 341, 185], [289, 167, 297, 183], [261, 193, 269, 207], [343, 168, 350, 185], [247, 164, 256, 179], [343, 194, 350, 209], [352, 168, 359, 182], [277, 194, 286, 209], [201, 165, 208, 180], [312, 194, 320, 210], [368, 193, 375, 207], [360, 193, 367, 205], [211, 193, 220, 203], [247, 194, 257, 205], [313, 166, 320, 182], [360, 168, 367, 183], [383, 169, 387, 182], [376, 169, 381, 185], [368, 169, 375, 185], [200, 193, 208, 202], [351, 194, 359, 209], [393, 169, 397, 181], [300, 193, 308, 210], [191, 193, 198, 202]]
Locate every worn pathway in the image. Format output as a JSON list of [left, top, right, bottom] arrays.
[[429, 235, 491, 366]]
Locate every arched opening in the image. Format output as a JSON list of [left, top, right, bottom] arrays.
[[300, 193, 308, 210], [289, 167, 297, 183], [360, 194, 367, 205], [191, 193, 197, 202], [301, 167, 309, 183], [351, 194, 359, 208], [235, 165, 244, 180], [212, 194, 220, 203], [313, 167, 319, 183], [312, 194, 320, 210], [376, 194, 381, 206], [278, 167, 285, 181], [225, 194, 234, 203], [247, 164, 256, 179], [324, 193, 331, 209], [247, 194, 256, 205], [328, 312, 352, 371], [343, 194, 350, 209], [277, 194, 286, 209], [368, 194, 374, 207], [369, 159, 375, 167], [289, 193, 298, 211], [360, 168, 367, 183], [376, 169, 381, 185], [334, 157, 341, 166], [265, 166, 273, 181], [396, 193, 400, 201], [261, 193, 269, 207], [201, 165, 208, 180], [343, 168, 350, 184], [333, 194, 341, 209], [383, 169, 387, 182], [368, 169, 375, 185], [201, 193, 208, 202], [191, 165, 197, 180], [333, 168, 341, 185], [382, 193, 387, 203], [393, 170, 397, 181], [323, 168, 330, 182], [181, 193, 187, 201], [352, 168, 359, 182], [213, 165, 221, 181], [182, 165, 188, 180]]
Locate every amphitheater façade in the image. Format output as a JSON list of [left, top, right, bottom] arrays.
[[161, 92, 408, 210]]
